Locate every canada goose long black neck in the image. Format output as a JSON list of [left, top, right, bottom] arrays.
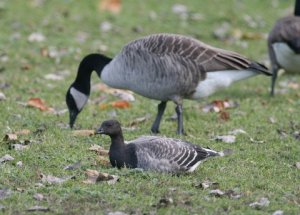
[[74, 54, 111, 94], [295, 0, 300, 16]]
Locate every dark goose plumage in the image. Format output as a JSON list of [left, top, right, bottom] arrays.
[[268, 0, 300, 95], [96, 120, 223, 173], [66, 33, 270, 134]]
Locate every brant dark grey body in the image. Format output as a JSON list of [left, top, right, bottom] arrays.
[[66, 33, 270, 134], [96, 120, 222, 173], [268, 0, 300, 95]]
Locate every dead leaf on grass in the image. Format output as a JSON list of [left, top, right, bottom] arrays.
[[89, 144, 109, 156], [249, 197, 270, 209], [194, 180, 219, 189], [0, 188, 12, 200], [28, 32, 46, 42], [0, 92, 6, 100], [99, 100, 131, 110], [99, 0, 122, 14], [33, 193, 44, 201], [107, 211, 128, 215], [128, 114, 151, 127], [209, 189, 225, 197], [27, 206, 50, 212], [63, 161, 81, 171], [272, 210, 284, 215], [203, 100, 239, 113], [16, 161, 23, 167], [11, 144, 29, 151], [72, 130, 95, 136], [14, 129, 31, 135], [40, 173, 73, 185], [295, 162, 300, 169], [3, 133, 18, 142], [83, 169, 119, 185], [214, 135, 236, 143], [27, 98, 53, 112], [0, 154, 14, 163]]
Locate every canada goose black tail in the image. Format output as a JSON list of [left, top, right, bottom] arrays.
[[249, 62, 271, 76]]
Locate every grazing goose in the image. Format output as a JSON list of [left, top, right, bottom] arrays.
[[96, 120, 223, 173], [66, 33, 271, 135], [268, 0, 300, 95]]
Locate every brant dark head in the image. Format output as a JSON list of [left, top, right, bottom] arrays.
[[96, 119, 122, 136]]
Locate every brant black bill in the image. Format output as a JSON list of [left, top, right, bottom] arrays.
[[96, 119, 224, 173], [66, 33, 270, 134], [268, 0, 300, 95]]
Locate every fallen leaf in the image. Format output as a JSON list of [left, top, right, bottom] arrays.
[[3, 133, 18, 141], [100, 21, 113, 32], [194, 180, 219, 189], [0, 154, 14, 163], [219, 111, 230, 121], [27, 98, 52, 111], [99, 0, 121, 14], [209, 189, 225, 197], [11, 144, 29, 151], [272, 210, 284, 215], [28, 32, 46, 42], [214, 135, 236, 143], [128, 114, 151, 127], [33, 193, 44, 201], [99, 100, 131, 110], [16, 161, 23, 167], [157, 197, 174, 208], [249, 197, 270, 209], [27, 206, 50, 212], [40, 173, 73, 185], [14, 129, 31, 135], [228, 129, 247, 135], [202, 100, 239, 113], [83, 169, 119, 185], [107, 211, 128, 215], [0, 188, 12, 200], [72, 130, 95, 136], [0, 92, 6, 100], [89, 145, 109, 156], [44, 73, 64, 81], [269, 117, 277, 124], [63, 161, 81, 170], [295, 162, 300, 169]]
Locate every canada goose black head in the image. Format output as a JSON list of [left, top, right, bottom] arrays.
[[66, 54, 112, 128], [96, 120, 122, 136]]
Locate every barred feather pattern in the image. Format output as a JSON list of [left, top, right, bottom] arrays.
[[127, 136, 219, 173]]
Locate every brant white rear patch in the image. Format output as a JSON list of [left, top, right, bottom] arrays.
[[70, 87, 88, 111]]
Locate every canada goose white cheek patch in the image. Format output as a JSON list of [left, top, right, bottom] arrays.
[[70, 87, 88, 111]]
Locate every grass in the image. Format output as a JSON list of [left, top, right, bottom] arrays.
[[0, 0, 300, 214]]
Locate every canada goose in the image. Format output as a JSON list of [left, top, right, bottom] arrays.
[[96, 119, 223, 173], [268, 0, 300, 95], [66, 33, 270, 135]]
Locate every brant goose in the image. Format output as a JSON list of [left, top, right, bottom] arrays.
[[268, 0, 300, 95], [66, 33, 270, 134], [96, 120, 223, 173]]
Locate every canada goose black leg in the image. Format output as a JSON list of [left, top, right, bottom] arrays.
[[175, 104, 184, 135], [151, 101, 167, 133], [271, 65, 279, 96]]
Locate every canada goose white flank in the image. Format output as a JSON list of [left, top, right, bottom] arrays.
[[268, 0, 300, 95], [96, 120, 223, 173], [66, 33, 271, 134]]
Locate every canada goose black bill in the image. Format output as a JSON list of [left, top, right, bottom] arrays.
[[96, 119, 223, 173], [268, 0, 300, 96], [66, 33, 270, 134]]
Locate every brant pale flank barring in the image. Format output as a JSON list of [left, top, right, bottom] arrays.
[[96, 119, 224, 173], [66, 33, 271, 135]]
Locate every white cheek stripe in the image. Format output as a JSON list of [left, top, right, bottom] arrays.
[[70, 87, 88, 111]]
